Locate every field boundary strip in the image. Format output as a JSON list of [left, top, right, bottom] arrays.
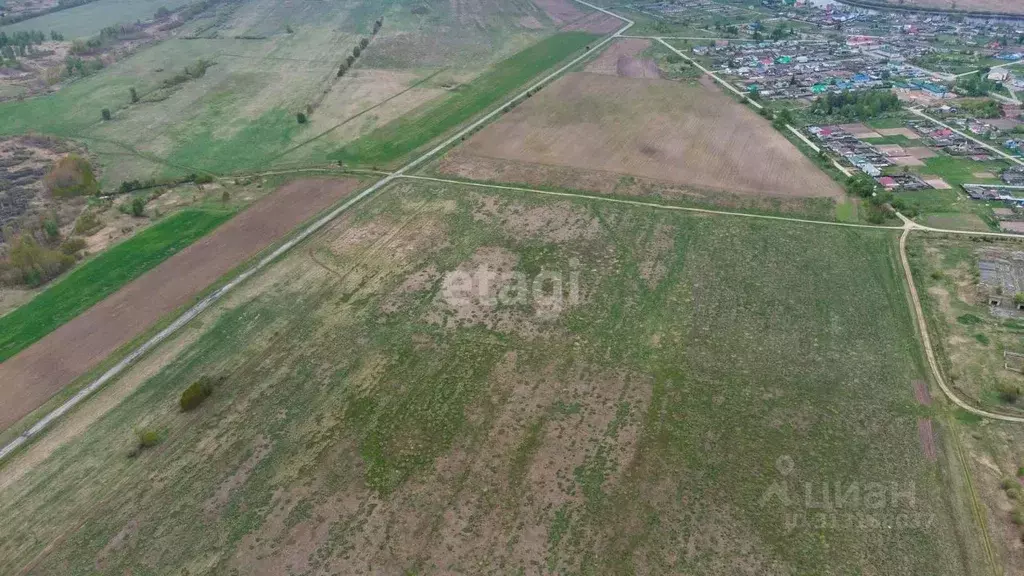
[[0, 1, 636, 463], [396, 174, 903, 230], [265, 68, 450, 165]]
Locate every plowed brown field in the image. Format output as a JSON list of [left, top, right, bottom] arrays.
[[585, 38, 660, 78], [0, 178, 361, 431], [441, 72, 842, 199]]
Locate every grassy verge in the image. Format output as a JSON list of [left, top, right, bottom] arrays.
[[331, 31, 597, 168], [0, 209, 232, 362]]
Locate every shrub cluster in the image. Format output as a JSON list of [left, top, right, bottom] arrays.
[[810, 89, 902, 121], [0, 234, 75, 287], [43, 154, 99, 198], [179, 376, 214, 411]]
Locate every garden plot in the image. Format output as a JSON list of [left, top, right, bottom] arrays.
[[441, 72, 843, 199]]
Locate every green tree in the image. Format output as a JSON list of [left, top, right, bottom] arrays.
[[129, 87, 138, 103], [131, 196, 145, 217], [101, 108, 111, 121]]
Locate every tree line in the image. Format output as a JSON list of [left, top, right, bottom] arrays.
[[0, 30, 63, 65], [298, 17, 383, 124], [809, 89, 902, 120]]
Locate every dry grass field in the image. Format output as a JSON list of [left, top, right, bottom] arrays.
[[440, 72, 843, 200], [0, 179, 984, 575]]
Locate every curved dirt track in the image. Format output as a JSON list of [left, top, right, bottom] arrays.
[[897, 222, 1024, 423]]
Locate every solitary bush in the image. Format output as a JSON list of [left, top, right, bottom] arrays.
[[73, 211, 102, 235], [296, 111, 308, 124], [44, 154, 100, 198], [998, 382, 1022, 404], [60, 237, 87, 255], [137, 427, 160, 447], [131, 196, 146, 217], [101, 108, 111, 120], [128, 427, 161, 456], [193, 173, 214, 185], [129, 87, 139, 103], [179, 377, 214, 411]]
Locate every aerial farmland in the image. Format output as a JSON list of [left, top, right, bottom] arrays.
[[2, 0, 1024, 574]]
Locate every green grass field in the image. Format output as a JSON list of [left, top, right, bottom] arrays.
[[0, 0, 564, 185], [863, 134, 916, 146], [0, 0, 194, 39], [0, 180, 983, 574], [0, 209, 231, 362], [331, 32, 596, 168]]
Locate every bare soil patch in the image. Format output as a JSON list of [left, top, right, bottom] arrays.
[[877, 144, 907, 157], [1001, 221, 1024, 234], [924, 177, 952, 190], [532, 0, 587, 24], [93, 519, 139, 571], [204, 437, 272, 516], [0, 178, 361, 431], [562, 12, 622, 34], [472, 194, 601, 243], [892, 155, 925, 167], [907, 146, 938, 160], [838, 123, 880, 139], [918, 418, 937, 461], [424, 245, 579, 336], [913, 380, 932, 406], [586, 38, 647, 74], [973, 171, 997, 179], [876, 127, 920, 139], [638, 223, 675, 288], [442, 72, 842, 199]]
